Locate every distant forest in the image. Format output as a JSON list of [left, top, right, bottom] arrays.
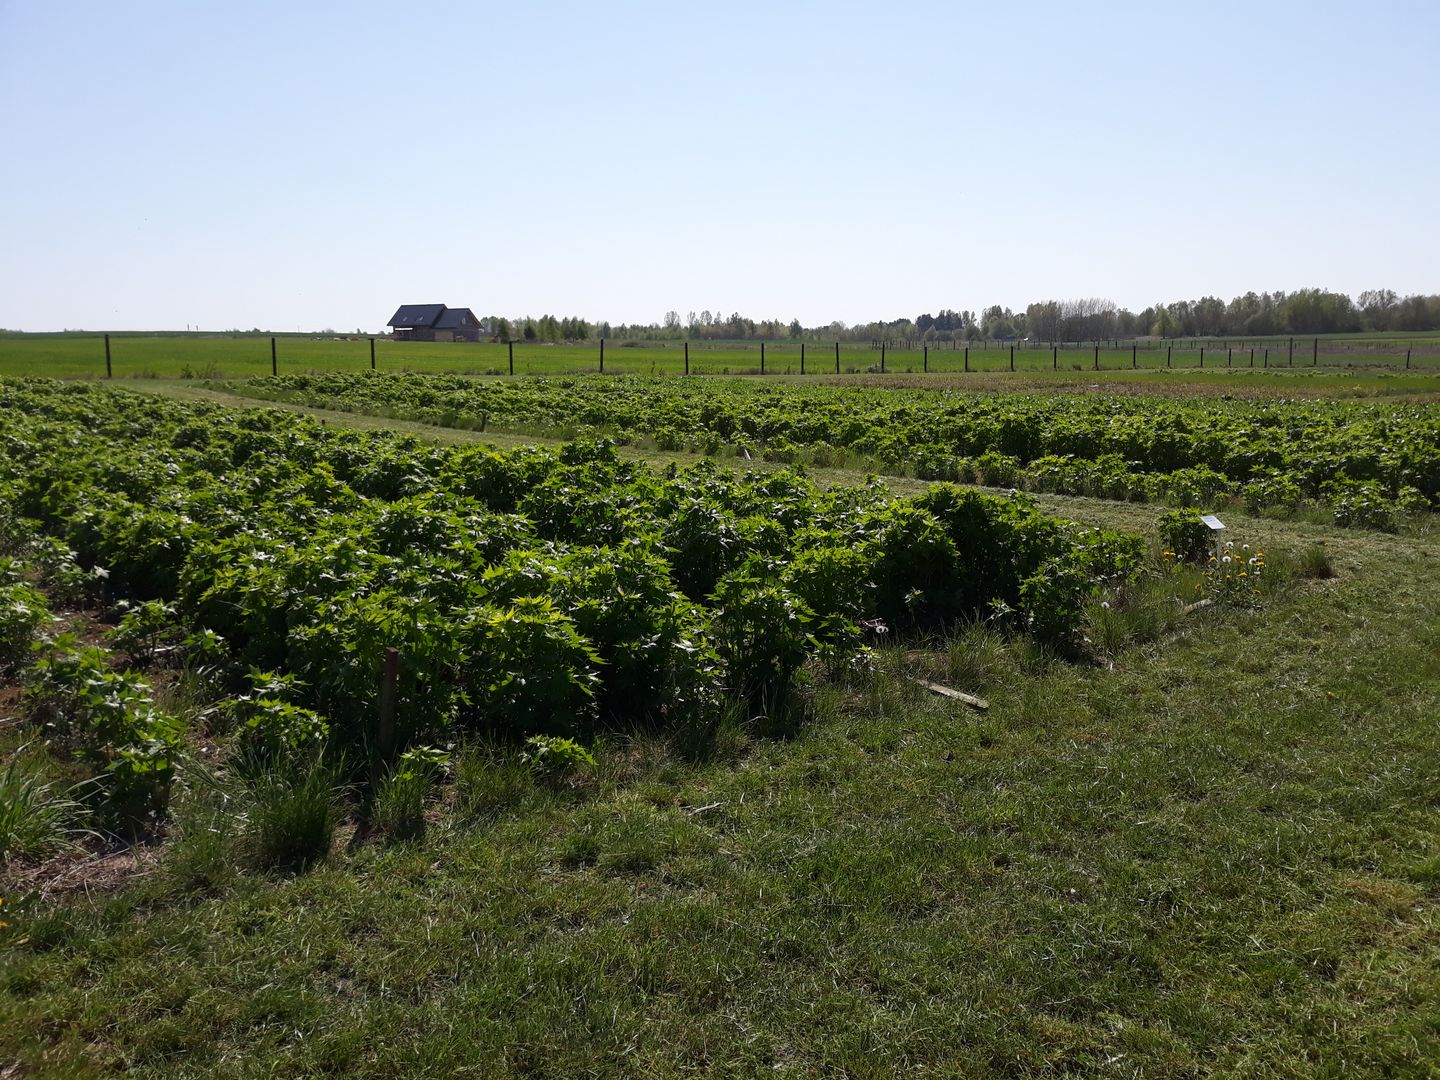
[[491, 288, 1440, 344]]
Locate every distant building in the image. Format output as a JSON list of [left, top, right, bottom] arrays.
[[387, 304, 484, 343]]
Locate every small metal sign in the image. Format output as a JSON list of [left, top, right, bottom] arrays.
[[1200, 514, 1226, 531]]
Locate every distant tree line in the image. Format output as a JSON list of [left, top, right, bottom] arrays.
[[486, 289, 1440, 344]]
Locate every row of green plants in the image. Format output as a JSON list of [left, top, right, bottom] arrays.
[[0, 380, 1145, 838], [231, 372, 1440, 530]]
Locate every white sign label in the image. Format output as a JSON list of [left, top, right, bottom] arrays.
[[1200, 514, 1226, 531]]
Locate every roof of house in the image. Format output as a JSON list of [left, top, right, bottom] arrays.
[[434, 307, 479, 329], [388, 304, 448, 328]]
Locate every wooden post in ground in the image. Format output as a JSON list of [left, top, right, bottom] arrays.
[[377, 647, 399, 766], [964, 346, 969, 372], [760, 341, 766, 374], [1009, 344, 1014, 371], [370, 337, 375, 369], [508, 341, 514, 375], [599, 338, 605, 373], [271, 337, 277, 376], [880, 342, 885, 373], [1093, 344, 1099, 371], [1132, 343, 1137, 369], [104, 333, 112, 378], [835, 341, 840, 373], [684, 341, 689, 375], [801, 342, 806, 374], [1313, 337, 1318, 366], [1167, 344, 1172, 368], [923, 344, 927, 372]]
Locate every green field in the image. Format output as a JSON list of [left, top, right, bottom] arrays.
[[3, 376, 1439, 1076], [4, 331, 1440, 382]]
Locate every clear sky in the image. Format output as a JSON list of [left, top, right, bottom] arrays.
[[1, 1, 1437, 332]]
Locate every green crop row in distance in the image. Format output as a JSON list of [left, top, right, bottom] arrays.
[[234, 372, 1440, 532]]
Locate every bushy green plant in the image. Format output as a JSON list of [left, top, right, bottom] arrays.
[[711, 567, 815, 715], [24, 636, 184, 826], [520, 735, 596, 778], [0, 579, 49, 673], [1157, 508, 1212, 563], [457, 596, 601, 736], [108, 598, 178, 666]]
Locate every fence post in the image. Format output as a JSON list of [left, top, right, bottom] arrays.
[[801, 342, 806, 374], [1200, 347, 1204, 368], [1093, 344, 1099, 371], [271, 336, 277, 376], [599, 338, 605, 373], [923, 344, 927, 372], [964, 346, 969, 372], [835, 341, 840, 373], [104, 333, 112, 378], [1406, 348, 1411, 369], [376, 647, 399, 767], [1132, 343, 1136, 369], [1264, 348, 1268, 368], [760, 341, 766, 375], [880, 342, 885, 373], [1288, 337, 1293, 366], [1250, 348, 1254, 368], [1053, 345, 1057, 370], [1167, 345, 1172, 368], [685, 341, 689, 375], [370, 337, 375, 370], [1009, 344, 1014, 371], [1227, 347, 1232, 368], [1313, 338, 1318, 366], [508, 340, 514, 375]]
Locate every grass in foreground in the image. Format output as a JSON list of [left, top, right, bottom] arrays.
[[1, 508, 1437, 1077]]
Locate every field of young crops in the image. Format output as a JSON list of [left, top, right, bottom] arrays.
[[0, 377, 1152, 830], [234, 372, 1440, 532]]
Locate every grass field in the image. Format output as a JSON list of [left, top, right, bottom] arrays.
[[3, 377, 1438, 1076], [4, 331, 1440, 382]]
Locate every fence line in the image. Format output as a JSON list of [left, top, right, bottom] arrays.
[[89, 333, 1440, 379]]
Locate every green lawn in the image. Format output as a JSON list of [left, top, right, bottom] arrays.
[[2, 398, 1437, 1077], [3, 332, 1439, 382]]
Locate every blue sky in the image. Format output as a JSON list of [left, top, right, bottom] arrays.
[[1, 1, 1437, 332]]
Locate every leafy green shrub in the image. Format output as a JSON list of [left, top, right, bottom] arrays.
[[520, 734, 596, 779], [0, 579, 49, 673], [711, 567, 815, 715], [1157, 509, 1211, 563], [25, 636, 184, 827], [232, 693, 331, 776], [457, 596, 601, 737], [108, 598, 178, 666]]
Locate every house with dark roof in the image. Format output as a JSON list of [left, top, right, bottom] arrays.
[[387, 304, 485, 343]]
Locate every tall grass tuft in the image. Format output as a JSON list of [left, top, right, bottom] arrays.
[[245, 763, 341, 872], [1085, 575, 1186, 656], [1296, 543, 1336, 579], [0, 753, 90, 864], [453, 744, 534, 822]]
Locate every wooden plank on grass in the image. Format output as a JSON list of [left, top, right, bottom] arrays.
[[914, 679, 989, 710]]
